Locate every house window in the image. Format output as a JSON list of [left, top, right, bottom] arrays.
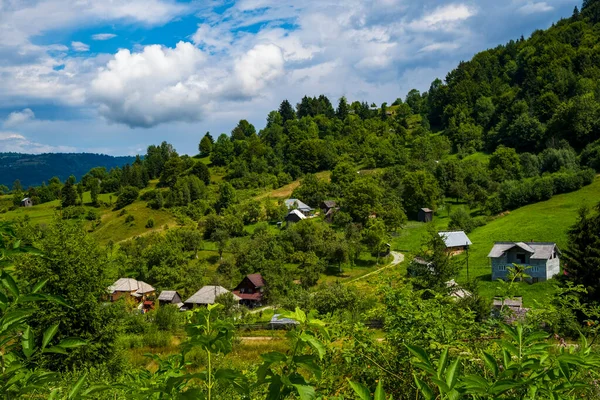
[[516, 253, 526, 264], [497, 265, 507, 271], [530, 266, 539, 273]]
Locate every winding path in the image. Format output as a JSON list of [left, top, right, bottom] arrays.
[[346, 251, 404, 284]]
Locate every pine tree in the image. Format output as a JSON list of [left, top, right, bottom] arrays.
[[199, 132, 213, 156], [336, 96, 349, 120], [563, 204, 600, 303], [61, 177, 78, 207], [278, 99, 296, 123]]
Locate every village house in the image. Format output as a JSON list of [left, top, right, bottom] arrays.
[[157, 290, 183, 307], [488, 242, 560, 282], [232, 273, 266, 308], [320, 200, 339, 222], [285, 209, 306, 223], [20, 197, 33, 207], [438, 231, 472, 252], [418, 208, 433, 222], [183, 286, 240, 310], [284, 198, 313, 216], [108, 278, 155, 302]]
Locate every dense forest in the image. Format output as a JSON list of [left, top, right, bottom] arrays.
[[2, 1, 600, 399], [0, 153, 135, 188]]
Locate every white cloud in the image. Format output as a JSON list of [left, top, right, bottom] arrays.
[[4, 109, 35, 127], [92, 33, 117, 41], [410, 4, 476, 31], [0, 131, 76, 153], [419, 42, 461, 53], [71, 41, 90, 52], [518, 2, 554, 15]]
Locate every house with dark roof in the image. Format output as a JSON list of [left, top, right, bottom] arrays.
[[284, 198, 313, 216], [183, 286, 241, 309], [157, 290, 183, 307], [232, 274, 266, 308], [108, 278, 155, 302], [438, 231, 472, 252], [488, 242, 560, 282]]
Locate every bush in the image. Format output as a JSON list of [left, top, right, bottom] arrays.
[[125, 215, 135, 223], [448, 207, 477, 233], [146, 218, 155, 228], [119, 209, 127, 217], [115, 186, 140, 210], [85, 209, 99, 221], [154, 304, 183, 331], [62, 206, 86, 220]]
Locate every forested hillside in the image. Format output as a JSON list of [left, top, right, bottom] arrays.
[[2, 1, 600, 399], [0, 153, 135, 188]]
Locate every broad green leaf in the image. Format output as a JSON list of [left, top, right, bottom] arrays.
[[42, 323, 59, 349], [414, 376, 435, 400], [300, 333, 326, 360], [405, 344, 432, 368], [1, 272, 19, 298], [482, 352, 499, 377], [293, 384, 316, 400], [348, 380, 371, 400], [374, 380, 386, 400], [43, 346, 68, 355], [68, 373, 87, 399], [437, 347, 448, 378], [21, 325, 34, 359], [445, 358, 460, 389], [57, 337, 87, 348]]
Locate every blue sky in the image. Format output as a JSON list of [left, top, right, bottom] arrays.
[[0, 0, 580, 156]]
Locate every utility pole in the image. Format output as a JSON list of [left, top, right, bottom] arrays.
[[466, 241, 470, 282]]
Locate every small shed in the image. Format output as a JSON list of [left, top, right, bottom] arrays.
[[269, 314, 300, 329], [438, 231, 472, 252], [285, 209, 306, 223], [418, 208, 433, 222], [320, 200, 337, 214], [20, 197, 33, 207], [158, 290, 183, 306]]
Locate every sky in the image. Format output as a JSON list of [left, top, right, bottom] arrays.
[[0, 0, 581, 156]]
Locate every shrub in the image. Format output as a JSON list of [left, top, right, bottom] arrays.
[[145, 218, 155, 228], [115, 186, 139, 210], [154, 304, 183, 331], [62, 206, 86, 220], [448, 207, 477, 233], [85, 209, 99, 221], [119, 209, 127, 217], [125, 215, 135, 223]]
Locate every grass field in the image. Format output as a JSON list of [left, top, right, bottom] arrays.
[[390, 176, 600, 305]]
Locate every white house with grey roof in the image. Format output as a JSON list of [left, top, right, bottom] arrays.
[[108, 278, 155, 302], [284, 198, 313, 215], [183, 286, 241, 309], [488, 242, 560, 282], [438, 231, 472, 251]]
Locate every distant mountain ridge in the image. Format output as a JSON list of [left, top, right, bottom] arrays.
[[0, 153, 136, 188]]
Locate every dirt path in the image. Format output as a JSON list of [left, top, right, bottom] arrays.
[[346, 251, 404, 284]]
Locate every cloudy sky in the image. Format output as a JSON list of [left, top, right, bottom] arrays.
[[0, 0, 579, 156]]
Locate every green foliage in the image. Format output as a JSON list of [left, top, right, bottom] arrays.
[[199, 132, 213, 157], [145, 218, 155, 228], [115, 186, 140, 210]]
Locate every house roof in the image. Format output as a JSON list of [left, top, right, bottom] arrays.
[[287, 209, 306, 220], [158, 290, 180, 301], [108, 278, 155, 295], [284, 198, 312, 212], [247, 273, 265, 288], [493, 297, 523, 307], [487, 242, 560, 260], [322, 200, 337, 208], [270, 314, 299, 325], [232, 291, 263, 301], [438, 231, 472, 248], [420, 208, 433, 212], [184, 286, 241, 305], [21, 197, 30, 202]]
